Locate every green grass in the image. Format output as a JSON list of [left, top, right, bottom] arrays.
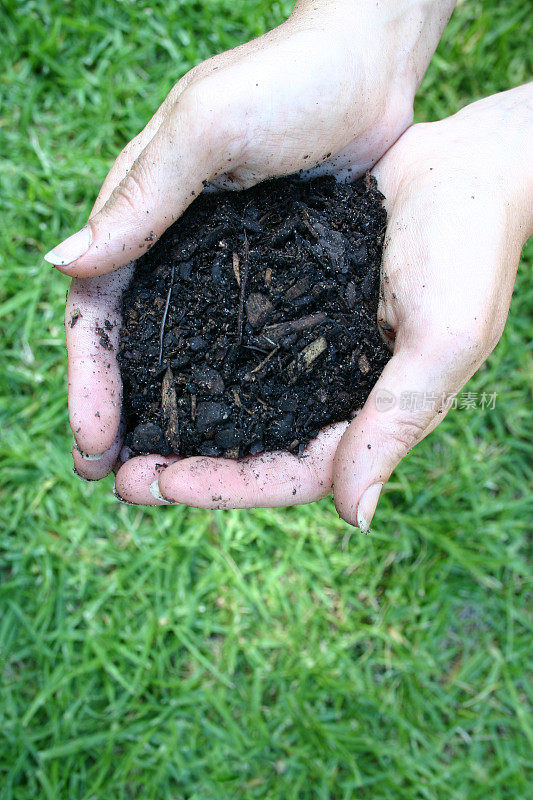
[[1, 1, 532, 798]]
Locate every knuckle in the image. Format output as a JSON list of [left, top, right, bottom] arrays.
[[178, 77, 245, 158], [109, 165, 152, 216], [164, 68, 204, 109], [385, 416, 427, 453], [302, 456, 323, 491], [119, 137, 139, 162], [178, 81, 215, 128], [166, 77, 189, 105], [177, 60, 212, 91]]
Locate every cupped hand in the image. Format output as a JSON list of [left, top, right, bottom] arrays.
[[60, 0, 453, 470], [115, 84, 532, 529]]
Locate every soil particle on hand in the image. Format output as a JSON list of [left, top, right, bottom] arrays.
[[96, 325, 113, 351], [118, 173, 391, 458], [69, 309, 83, 328]]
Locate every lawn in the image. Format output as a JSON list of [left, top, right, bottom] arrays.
[[1, 1, 532, 798]]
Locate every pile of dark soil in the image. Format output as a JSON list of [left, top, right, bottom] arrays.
[[117, 173, 391, 458]]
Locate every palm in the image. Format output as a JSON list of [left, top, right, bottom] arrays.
[[115, 92, 527, 521], [68, 20, 416, 481]]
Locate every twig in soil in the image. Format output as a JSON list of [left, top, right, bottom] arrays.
[[299, 236, 324, 267], [232, 252, 240, 287], [287, 336, 328, 385], [256, 312, 326, 347], [244, 345, 280, 381], [242, 343, 271, 355], [158, 263, 175, 367], [300, 215, 319, 239], [162, 367, 180, 452], [236, 231, 249, 345]]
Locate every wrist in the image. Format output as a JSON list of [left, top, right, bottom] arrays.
[[376, 1, 456, 95], [291, 1, 455, 100]]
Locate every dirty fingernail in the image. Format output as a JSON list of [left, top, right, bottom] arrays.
[[73, 440, 105, 460], [149, 480, 177, 505], [44, 226, 92, 266], [112, 482, 136, 505], [73, 466, 91, 482], [357, 483, 383, 534]]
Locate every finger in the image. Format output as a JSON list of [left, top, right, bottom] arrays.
[[65, 106, 163, 462], [72, 418, 124, 481], [333, 142, 512, 532], [332, 329, 471, 531], [65, 80, 204, 469], [65, 267, 133, 456], [46, 83, 239, 277], [140, 422, 350, 509], [114, 455, 180, 506]]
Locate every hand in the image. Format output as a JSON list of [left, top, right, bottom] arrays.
[[115, 84, 532, 528], [57, 0, 453, 472]]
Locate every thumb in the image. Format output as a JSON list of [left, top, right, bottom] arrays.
[[333, 330, 466, 530], [45, 84, 240, 277]]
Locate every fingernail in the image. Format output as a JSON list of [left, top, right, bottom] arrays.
[[112, 482, 136, 505], [73, 440, 105, 461], [44, 226, 92, 266], [357, 483, 383, 534], [73, 465, 92, 482], [149, 480, 177, 505]]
